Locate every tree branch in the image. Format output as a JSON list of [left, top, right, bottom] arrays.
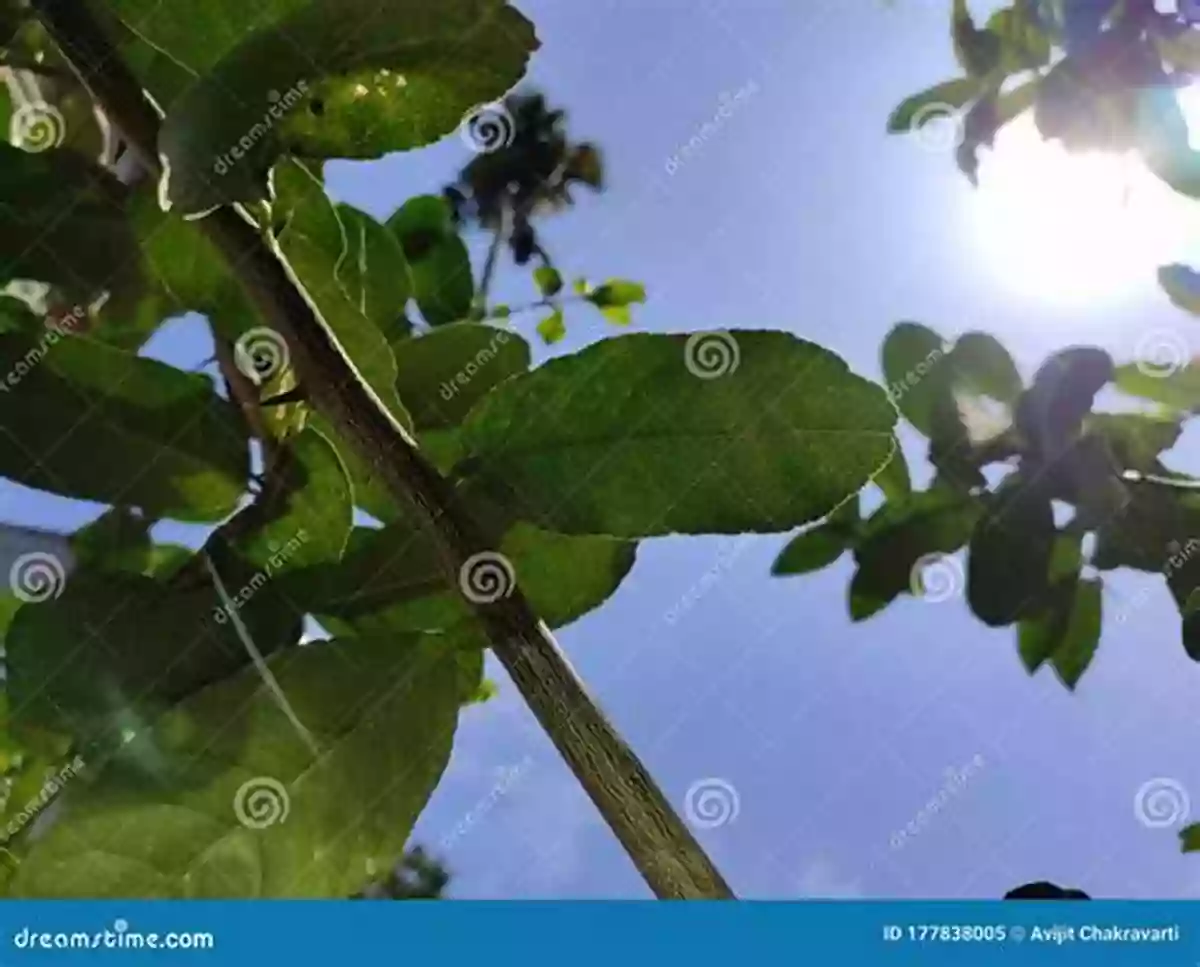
[[34, 0, 735, 900]]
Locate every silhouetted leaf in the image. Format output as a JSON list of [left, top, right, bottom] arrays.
[[950, 332, 1023, 403], [1004, 881, 1090, 900], [967, 474, 1055, 627], [886, 78, 981, 133], [847, 489, 981, 620], [1049, 579, 1102, 689], [386, 196, 474, 327], [461, 331, 897, 537], [10, 634, 478, 897], [773, 499, 859, 577], [1158, 263, 1200, 315]]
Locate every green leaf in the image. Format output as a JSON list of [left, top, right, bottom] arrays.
[[952, 0, 1003, 77], [1111, 363, 1200, 412], [287, 515, 635, 634], [460, 331, 897, 537], [537, 307, 566, 345], [274, 160, 410, 429], [213, 427, 353, 576], [6, 569, 302, 741], [0, 311, 248, 521], [0, 146, 142, 308], [950, 331, 1023, 404], [966, 474, 1056, 627], [533, 266, 563, 297], [10, 634, 478, 897], [145, 0, 539, 212], [872, 447, 911, 502], [886, 78, 982, 133], [394, 323, 530, 430], [587, 280, 646, 308], [1181, 823, 1200, 853], [881, 322, 949, 436], [385, 196, 474, 327], [772, 527, 847, 577], [1157, 264, 1200, 316], [1085, 413, 1182, 473], [70, 508, 152, 572], [1048, 579, 1102, 690], [847, 488, 981, 621]]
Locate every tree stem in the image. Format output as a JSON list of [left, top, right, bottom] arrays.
[[34, 0, 735, 900]]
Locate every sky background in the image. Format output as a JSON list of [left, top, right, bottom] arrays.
[[12, 0, 1200, 898]]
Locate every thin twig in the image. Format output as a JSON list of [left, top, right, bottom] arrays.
[[34, 0, 735, 900]]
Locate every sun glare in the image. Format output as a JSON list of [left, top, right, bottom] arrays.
[[967, 88, 1200, 307]]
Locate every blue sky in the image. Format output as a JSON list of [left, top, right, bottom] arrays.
[[11, 0, 1200, 898]]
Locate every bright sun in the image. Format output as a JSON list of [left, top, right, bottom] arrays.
[[967, 87, 1200, 307]]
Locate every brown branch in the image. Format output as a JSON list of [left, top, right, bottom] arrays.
[[34, 0, 735, 900]]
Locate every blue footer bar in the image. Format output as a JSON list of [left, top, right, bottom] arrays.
[[0, 901, 1198, 965]]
